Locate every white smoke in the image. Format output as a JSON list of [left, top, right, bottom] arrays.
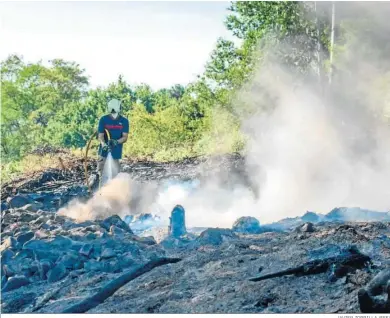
[[58, 173, 160, 222], [239, 64, 390, 224], [60, 2, 390, 229], [153, 2, 390, 226]]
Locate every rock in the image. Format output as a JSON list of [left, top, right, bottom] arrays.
[[90, 246, 102, 260], [1, 275, 30, 292], [84, 260, 102, 272], [120, 241, 142, 257], [21, 202, 44, 212], [3, 264, 16, 277], [110, 225, 125, 236], [85, 232, 97, 240], [62, 220, 76, 230], [70, 221, 95, 229], [1, 249, 15, 263], [13, 249, 34, 261], [47, 262, 68, 283], [101, 248, 116, 259], [47, 235, 73, 249], [23, 239, 49, 250], [100, 238, 116, 248], [7, 196, 32, 209], [85, 225, 99, 232], [21, 260, 38, 277], [100, 215, 133, 234], [32, 216, 47, 226], [58, 254, 80, 269], [118, 253, 137, 269], [99, 232, 109, 239], [32, 249, 61, 262], [232, 216, 261, 234], [38, 259, 53, 279], [79, 243, 93, 257], [145, 247, 166, 260], [16, 231, 35, 245], [101, 260, 122, 273], [197, 228, 238, 246], [168, 205, 186, 238], [295, 222, 315, 233], [69, 241, 83, 252]]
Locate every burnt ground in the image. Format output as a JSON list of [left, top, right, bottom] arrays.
[[1, 153, 249, 196], [2, 218, 390, 314], [88, 222, 390, 314], [1, 153, 390, 314]]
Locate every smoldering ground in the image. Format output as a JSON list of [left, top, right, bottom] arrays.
[[58, 173, 161, 223]]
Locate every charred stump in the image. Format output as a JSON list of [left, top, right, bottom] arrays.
[[168, 205, 186, 238]]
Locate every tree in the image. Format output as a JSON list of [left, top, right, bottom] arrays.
[[1, 55, 89, 159], [134, 84, 155, 113]]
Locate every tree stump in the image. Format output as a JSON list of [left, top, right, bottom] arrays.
[[168, 205, 186, 238]]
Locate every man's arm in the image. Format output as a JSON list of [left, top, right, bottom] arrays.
[[117, 133, 128, 144], [117, 118, 129, 144]]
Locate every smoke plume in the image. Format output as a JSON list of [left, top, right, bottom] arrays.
[[160, 2, 390, 226], [58, 173, 160, 222], [59, 2, 390, 228]]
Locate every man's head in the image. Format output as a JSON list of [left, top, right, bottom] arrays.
[[107, 99, 121, 118]]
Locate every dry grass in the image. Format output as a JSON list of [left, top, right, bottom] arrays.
[[1, 150, 84, 183]]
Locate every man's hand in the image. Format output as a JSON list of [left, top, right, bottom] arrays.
[[108, 139, 119, 149], [101, 143, 109, 152]]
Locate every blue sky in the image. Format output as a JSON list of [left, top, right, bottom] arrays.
[[1, 1, 235, 89]]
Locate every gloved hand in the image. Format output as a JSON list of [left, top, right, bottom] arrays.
[[101, 143, 109, 152], [108, 139, 119, 149]]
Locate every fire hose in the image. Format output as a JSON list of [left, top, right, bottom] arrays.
[[84, 129, 111, 193]]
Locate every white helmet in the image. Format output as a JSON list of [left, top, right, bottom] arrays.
[[107, 99, 121, 117]]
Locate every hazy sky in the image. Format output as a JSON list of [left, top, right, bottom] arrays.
[[1, 1, 235, 89]]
